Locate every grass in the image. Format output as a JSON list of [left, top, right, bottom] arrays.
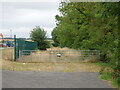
[[100, 73, 120, 89], [96, 62, 119, 89], [1, 47, 14, 60], [100, 73, 113, 80], [95, 62, 112, 67], [113, 77, 120, 88], [2, 59, 101, 72]]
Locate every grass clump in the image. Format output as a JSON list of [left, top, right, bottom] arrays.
[[98, 62, 119, 89], [100, 73, 119, 88]]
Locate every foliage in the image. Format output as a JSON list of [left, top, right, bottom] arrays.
[[30, 26, 50, 50], [52, 2, 119, 80], [100, 73, 120, 88], [51, 28, 60, 47]]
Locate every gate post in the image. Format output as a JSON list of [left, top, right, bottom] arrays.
[[14, 35, 17, 61]]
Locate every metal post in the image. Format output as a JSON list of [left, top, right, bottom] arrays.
[[14, 35, 16, 61], [19, 50, 21, 59]]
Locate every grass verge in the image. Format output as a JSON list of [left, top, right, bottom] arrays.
[[2, 59, 101, 72], [96, 62, 119, 89], [100, 73, 119, 89]]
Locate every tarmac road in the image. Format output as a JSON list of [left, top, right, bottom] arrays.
[[2, 70, 112, 88]]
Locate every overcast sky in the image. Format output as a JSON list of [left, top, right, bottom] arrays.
[[0, 1, 60, 38]]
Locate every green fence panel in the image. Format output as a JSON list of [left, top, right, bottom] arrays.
[[14, 36, 37, 61], [15, 38, 25, 59], [24, 41, 37, 55], [25, 41, 37, 50]]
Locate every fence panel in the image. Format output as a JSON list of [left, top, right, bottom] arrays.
[[1, 35, 37, 61], [15, 38, 37, 60]]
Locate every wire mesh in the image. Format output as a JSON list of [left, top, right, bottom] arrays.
[[18, 50, 100, 63]]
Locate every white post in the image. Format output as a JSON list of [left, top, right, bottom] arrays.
[[19, 50, 21, 59]]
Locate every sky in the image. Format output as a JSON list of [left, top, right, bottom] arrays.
[[0, 0, 60, 38], [0, 0, 119, 38]]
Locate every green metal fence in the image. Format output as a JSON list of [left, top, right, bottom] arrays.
[[14, 35, 37, 61]]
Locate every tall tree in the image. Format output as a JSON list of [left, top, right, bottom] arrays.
[[30, 26, 49, 50], [52, 2, 119, 68]]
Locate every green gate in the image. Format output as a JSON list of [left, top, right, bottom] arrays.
[[14, 35, 37, 61]]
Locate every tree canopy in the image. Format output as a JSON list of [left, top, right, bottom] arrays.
[[30, 26, 50, 50], [52, 2, 119, 73]]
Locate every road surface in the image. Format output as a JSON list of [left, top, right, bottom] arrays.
[[2, 70, 112, 88]]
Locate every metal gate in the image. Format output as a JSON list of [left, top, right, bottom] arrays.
[[18, 50, 100, 63]]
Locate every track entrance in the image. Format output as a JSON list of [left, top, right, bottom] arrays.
[[18, 50, 100, 63]]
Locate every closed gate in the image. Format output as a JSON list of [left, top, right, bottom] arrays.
[[18, 50, 100, 63]]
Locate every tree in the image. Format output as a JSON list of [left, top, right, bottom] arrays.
[[52, 2, 119, 71], [30, 26, 49, 50], [51, 28, 60, 47], [52, 2, 119, 80]]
